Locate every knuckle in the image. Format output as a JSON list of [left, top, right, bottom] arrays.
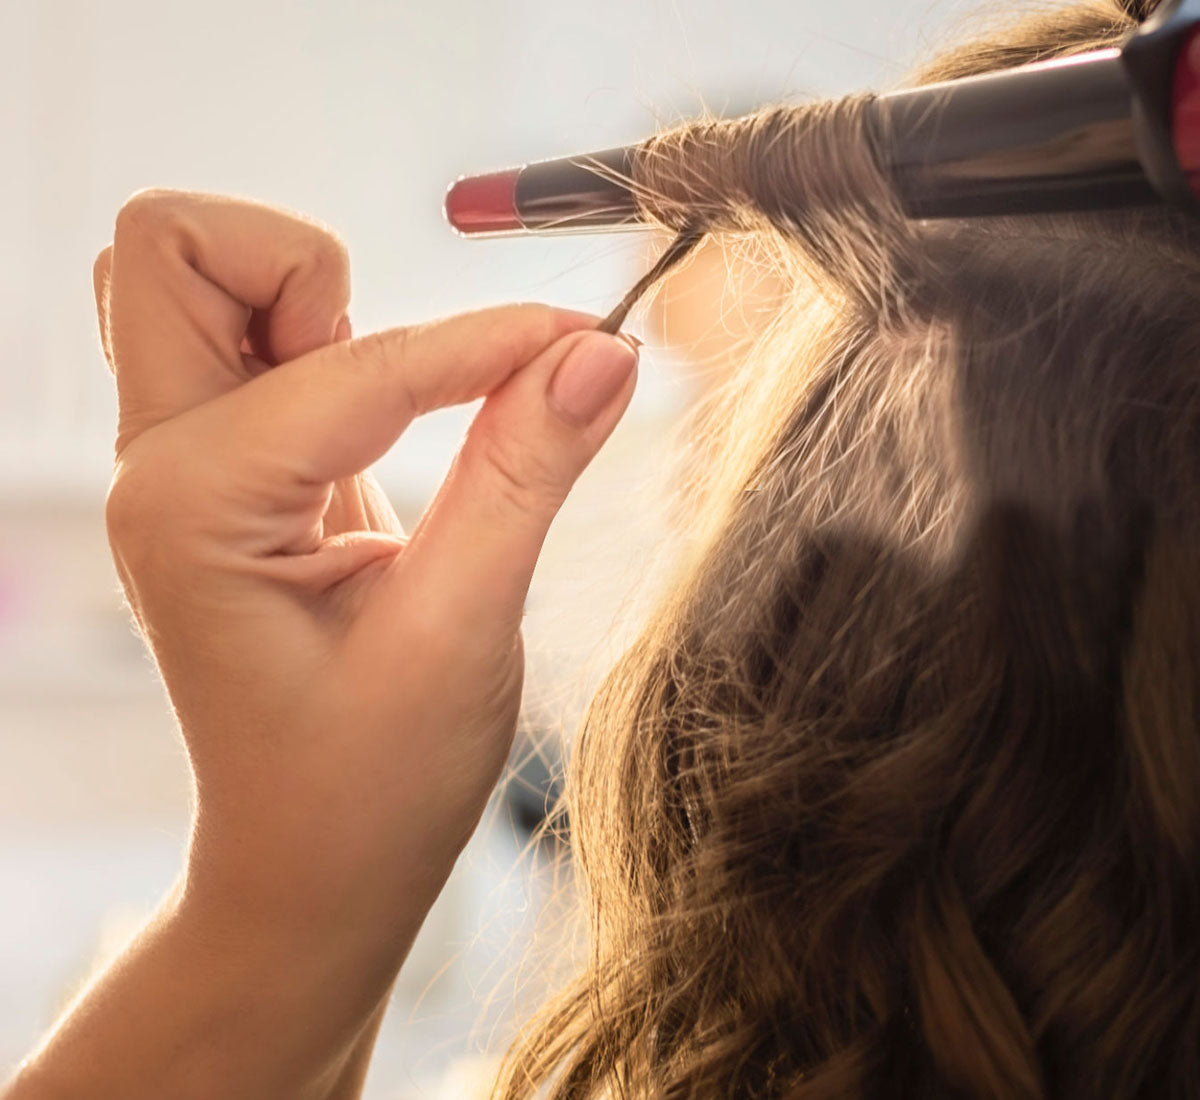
[[473, 428, 566, 519], [344, 328, 395, 375], [304, 227, 350, 276], [104, 439, 181, 553], [104, 459, 154, 549], [284, 217, 351, 295], [114, 187, 186, 240], [343, 326, 419, 414]]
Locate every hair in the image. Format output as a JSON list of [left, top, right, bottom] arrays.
[[494, 1, 1200, 1096]]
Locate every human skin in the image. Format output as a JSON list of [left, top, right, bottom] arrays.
[[2, 190, 638, 1099]]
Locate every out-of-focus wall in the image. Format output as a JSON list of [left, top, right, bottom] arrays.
[[0, 0, 982, 499], [2, 0, 986, 1094]]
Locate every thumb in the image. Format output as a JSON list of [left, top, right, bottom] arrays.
[[363, 328, 639, 652]]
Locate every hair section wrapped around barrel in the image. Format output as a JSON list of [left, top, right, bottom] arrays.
[[494, 3, 1200, 1098], [629, 93, 936, 327]]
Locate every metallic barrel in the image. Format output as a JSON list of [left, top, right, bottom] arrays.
[[873, 47, 1160, 217], [513, 147, 641, 231]]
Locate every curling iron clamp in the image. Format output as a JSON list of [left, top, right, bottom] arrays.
[[445, 0, 1200, 236]]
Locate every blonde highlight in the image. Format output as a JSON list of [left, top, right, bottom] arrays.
[[495, 2, 1200, 1096]]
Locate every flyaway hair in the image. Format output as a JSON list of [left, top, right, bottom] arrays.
[[496, 1, 1200, 1096]]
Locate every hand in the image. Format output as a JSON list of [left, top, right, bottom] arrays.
[[65, 189, 636, 1096]]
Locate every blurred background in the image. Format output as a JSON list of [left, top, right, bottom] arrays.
[[3, 0, 983, 1094]]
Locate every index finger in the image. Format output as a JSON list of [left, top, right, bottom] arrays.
[[189, 303, 602, 491]]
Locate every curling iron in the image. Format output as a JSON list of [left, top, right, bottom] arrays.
[[444, 0, 1200, 236]]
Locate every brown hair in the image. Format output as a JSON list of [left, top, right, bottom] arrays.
[[496, 1, 1200, 1095]]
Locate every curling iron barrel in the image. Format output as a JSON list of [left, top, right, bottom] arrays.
[[444, 0, 1200, 236]]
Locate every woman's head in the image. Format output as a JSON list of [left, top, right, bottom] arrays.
[[499, 1, 1200, 1095]]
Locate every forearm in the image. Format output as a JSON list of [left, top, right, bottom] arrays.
[[2, 875, 417, 1100], [325, 1000, 392, 1100]]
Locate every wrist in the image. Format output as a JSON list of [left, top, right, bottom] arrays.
[[180, 798, 461, 957], [182, 759, 473, 951]]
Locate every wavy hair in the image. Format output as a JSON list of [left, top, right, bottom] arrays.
[[496, 1, 1200, 1095]]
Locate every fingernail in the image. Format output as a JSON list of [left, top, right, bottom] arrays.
[[334, 314, 353, 342], [618, 332, 643, 352], [548, 333, 639, 427]]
